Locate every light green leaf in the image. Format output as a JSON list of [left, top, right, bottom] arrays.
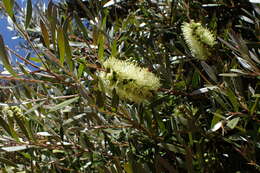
[[77, 63, 84, 78], [24, 101, 45, 115], [1, 145, 32, 152], [3, 0, 14, 18], [211, 112, 224, 128], [250, 97, 259, 115], [219, 73, 240, 77], [49, 96, 79, 112], [63, 113, 86, 126], [124, 162, 133, 173], [227, 117, 240, 129]]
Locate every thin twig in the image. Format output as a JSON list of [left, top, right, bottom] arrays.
[[6, 46, 42, 70]]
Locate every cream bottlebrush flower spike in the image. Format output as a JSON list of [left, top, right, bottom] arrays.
[[182, 21, 216, 60], [99, 57, 161, 103]]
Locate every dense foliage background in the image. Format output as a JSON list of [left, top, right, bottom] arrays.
[[0, 0, 259, 172]]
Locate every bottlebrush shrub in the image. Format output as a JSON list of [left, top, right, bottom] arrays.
[[182, 20, 216, 60], [99, 57, 161, 103]]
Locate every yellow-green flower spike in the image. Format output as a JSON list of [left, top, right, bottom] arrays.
[[3, 106, 25, 120], [182, 21, 216, 60], [99, 57, 161, 103]]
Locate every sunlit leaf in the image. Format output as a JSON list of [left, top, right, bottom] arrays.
[[1, 145, 32, 152], [25, 0, 32, 28], [227, 117, 240, 129], [49, 96, 79, 112], [3, 0, 14, 18]]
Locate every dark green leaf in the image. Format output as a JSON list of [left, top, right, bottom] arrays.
[[57, 27, 65, 64], [226, 88, 240, 112], [13, 115, 31, 140], [25, 0, 32, 28], [0, 157, 18, 167], [64, 33, 73, 71], [40, 20, 50, 48], [0, 116, 12, 136], [0, 35, 17, 76]]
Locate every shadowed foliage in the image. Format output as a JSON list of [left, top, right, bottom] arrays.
[[0, 0, 259, 172]]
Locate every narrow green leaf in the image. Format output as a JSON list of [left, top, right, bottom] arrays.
[[226, 88, 240, 112], [77, 63, 84, 78], [111, 89, 119, 110], [227, 117, 240, 129], [43, 50, 62, 66], [124, 162, 134, 173], [211, 112, 224, 128], [158, 143, 185, 154], [192, 70, 200, 88], [201, 61, 217, 82], [49, 96, 79, 112], [57, 27, 65, 64], [97, 32, 105, 61], [0, 116, 19, 141], [113, 157, 123, 173], [111, 40, 117, 57], [0, 116, 12, 136], [40, 20, 50, 48], [63, 113, 86, 126], [13, 114, 31, 140], [25, 0, 32, 28], [47, 3, 57, 51], [219, 73, 240, 77], [29, 57, 42, 63], [3, 0, 14, 18], [1, 145, 32, 152], [64, 34, 73, 71], [96, 91, 105, 108], [0, 157, 18, 167], [250, 97, 259, 115], [75, 14, 89, 39], [0, 35, 17, 76], [24, 101, 45, 115], [212, 92, 229, 110]]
